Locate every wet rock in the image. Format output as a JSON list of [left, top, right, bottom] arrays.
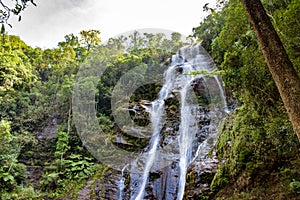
[[165, 95, 180, 120], [94, 168, 124, 200], [112, 100, 154, 152], [184, 156, 219, 199], [150, 164, 180, 200], [78, 180, 93, 200], [191, 78, 210, 106], [192, 78, 206, 96], [149, 170, 163, 181], [128, 101, 151, 127], [175, 65, 184, 74], [35, 117, 60, 141]]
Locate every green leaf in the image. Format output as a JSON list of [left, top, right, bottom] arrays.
[[69, 154, 82, 159], [71, 166, 80, 171], [3, 173, 14, 182]]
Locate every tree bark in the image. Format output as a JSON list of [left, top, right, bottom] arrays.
[[240, 0, 300, 141]]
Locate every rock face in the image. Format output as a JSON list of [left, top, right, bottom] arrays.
[[93, 106, 218, 200], [78, 180, 93, 200], [93, 84, 219, 199], [185, 156, 219, 199], [97, 168, 123, 200], [35, 117, 59, 141]]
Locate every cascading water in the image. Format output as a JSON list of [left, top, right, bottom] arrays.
[[132, 59, 179, 200], [134, 100, 165, 200], [118, 164, 128, 200], [118, 44, 227, 200]]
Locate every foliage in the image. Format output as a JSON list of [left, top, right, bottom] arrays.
[[0, 30, 98, 198], [40, 131, 95, 193], [289, 179, 300, 194], [54, 131, 69, 160], [0, 119, 26, 192], [210, 169, 228, 192], [1, 186, 43, 200], [193, 0, 300, 197], [40, 154, 96, 191], [185, 68, 224, 77], [80, 30, 101, 51]]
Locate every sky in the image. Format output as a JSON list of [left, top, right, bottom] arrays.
[[9, 0, 216, 48]]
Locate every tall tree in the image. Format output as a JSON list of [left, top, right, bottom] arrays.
[[240, 0, 300, 141], [79, 30, 101, 51]]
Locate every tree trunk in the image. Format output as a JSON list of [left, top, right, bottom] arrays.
[[240, 0, 300, 141]]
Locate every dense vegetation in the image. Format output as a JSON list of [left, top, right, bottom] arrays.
[[0, 0, 299, 199], [193, 0, 300, 198], [0, 30, 185, 199]]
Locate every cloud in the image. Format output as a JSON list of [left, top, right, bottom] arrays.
[[9, 0, 215, 48], [9, 0, 107, 47]]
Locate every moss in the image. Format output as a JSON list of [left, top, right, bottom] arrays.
[[186, 170, 196, 185], [210, 169, 229, 192], [211, 103, 300, 198], [198, 194, 209, 200], [89, 164, 110, 199], [166, 104, 179, 119]]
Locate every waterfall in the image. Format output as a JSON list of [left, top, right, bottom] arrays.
[[177, 83, 197, 200], [214, 75, 230, 113], [132, 59, 178, 200], [121, 44, 227, 200], [118, 164, 128, 200], [134, 100, 165, 200]]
